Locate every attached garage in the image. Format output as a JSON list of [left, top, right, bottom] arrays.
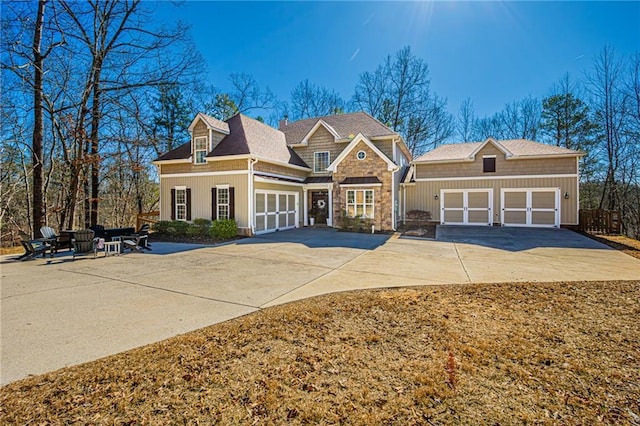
[[501, 188, 560, 228], [254, 190, 299, 234], [440, 189, 493, 225]]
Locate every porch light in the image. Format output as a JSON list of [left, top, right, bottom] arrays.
[[434, 194, 439, 200], [564, 192, 570, 199]]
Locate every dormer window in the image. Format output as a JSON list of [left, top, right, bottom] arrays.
[[314, 151, 330, 173], [194, 137, 208, 164]]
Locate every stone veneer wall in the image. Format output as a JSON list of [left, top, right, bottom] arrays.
[[331, 140, 394, 231]]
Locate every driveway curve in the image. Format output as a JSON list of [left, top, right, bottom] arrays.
[[2, 227, 639, 385]]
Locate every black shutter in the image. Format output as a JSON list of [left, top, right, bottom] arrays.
[[212, 188, 217, 220], [186, 188, 192, 221], [170, 189, 176, 220], [229, 187, 235, 220]]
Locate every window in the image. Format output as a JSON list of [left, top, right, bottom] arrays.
[[314, 151, 330, 173], [194, 137, 208, 164], [346, 189, 374, 218], [357, 150, 366, 160], [175, 187, 187, 220], [483, 157, 496, 173], [217, 186, 229, 220]]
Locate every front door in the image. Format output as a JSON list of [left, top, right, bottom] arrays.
[[311, 191, 329, 224]]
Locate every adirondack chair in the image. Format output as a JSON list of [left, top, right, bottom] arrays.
[[18, 239, 50, 261], [71, 229, 97, 260], [121, 223, 151, 251], [40, 226, 71, 254]]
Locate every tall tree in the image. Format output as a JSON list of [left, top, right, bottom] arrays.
[[352, 46, 454, 155], [289, 79, 345, 120], [151, 84, 192, 154], [205, 73, 277, 121], [456, 98, 475, 142]]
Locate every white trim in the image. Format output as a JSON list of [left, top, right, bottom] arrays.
[[469, 138, 511, 159], [500, 188, 560, 228], [160, 170, 249, 178], [215, 186, 231, 220], [174, 185, 187, 190], [254, 189, 299, 234], [345, 189, 375, 219], [313, 151, 331, 173], [215, 184, 230, 189], [440, 189, 493, 226], [174, 186, 187, 221], [327, 133, 397, 172], [187, 112, 230, 134], [340, 183, 382, 187], [254, 171, 305, 182], [252, 156, 311, 172], [255, 176, 305, 187], [303, 182, 334, 190], [152, 159, 191, 165], [482, 154, 497, 158], [356, 150, 367, 160], [414, 173, 578, 182]]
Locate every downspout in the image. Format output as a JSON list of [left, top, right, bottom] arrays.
[[391, 165, 399, 231], [248, 158, 258, 235]]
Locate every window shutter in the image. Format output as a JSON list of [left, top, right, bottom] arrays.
[[186, 188, 192, 221], [212, 188, 217, 220], [171, 189, 176, 220], [229, 187, 235, 220]]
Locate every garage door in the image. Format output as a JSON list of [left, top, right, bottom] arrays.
[[501, 188, 559, 228], [440, 189, 492, 225], [255, 190, 299, 234]]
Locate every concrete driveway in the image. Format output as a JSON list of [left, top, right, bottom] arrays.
[[2, 227, 639, 385]]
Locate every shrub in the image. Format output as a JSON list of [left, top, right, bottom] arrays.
[[211, 219, 237, 239], [153, 221, 172, 234], [192, 218, 212, 237], [192, 218, 212, 228], [168, 220, 190, 237]]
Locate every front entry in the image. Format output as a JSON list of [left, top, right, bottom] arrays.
[[310, 191, 329, 224]]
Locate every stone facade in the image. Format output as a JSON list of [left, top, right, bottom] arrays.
[[331, 140, 394, 231]]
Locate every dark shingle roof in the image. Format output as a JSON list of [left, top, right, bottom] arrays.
[[280, 112, 397, 145], [340, 176, 382, 185], [304, 176, 333, 184], [155, 142, 191, 161], [154, 113, 309, 169]]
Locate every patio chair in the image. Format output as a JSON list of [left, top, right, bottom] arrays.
[[18, 239, 50, 261], [71, 229, 97, 260], [121, 223, 151, 251], [40, 226, 71, 253]]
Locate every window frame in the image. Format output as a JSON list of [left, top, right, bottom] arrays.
[[356, 150, 366, 160], [483, 156, 496, 173], [216, 185, 230, 220], [175, 186, 187, 221], [194, 136, 208, 165], [314, 151, 330, 173], [346, 189, 375, 219]]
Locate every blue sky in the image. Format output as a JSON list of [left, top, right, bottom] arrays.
[[156, 1, 640, 118]]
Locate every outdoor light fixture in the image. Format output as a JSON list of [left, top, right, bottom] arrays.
[[434, 194, 439, 200], [564, 192, 570, 199]]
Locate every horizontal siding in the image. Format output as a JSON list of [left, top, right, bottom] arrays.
[[372, 139, 394, 162], [254, 161, 308, 178], [405, 176, 578, 225], [291, 126, 340, 176], [161, 159, 248, 175], [415, 144, 578, 179], [161, 174, 249, 228]]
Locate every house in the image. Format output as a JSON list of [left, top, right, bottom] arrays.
[[152, 111, 412, 235], [402, 138, 584, 227], [153, 112, 583, 234]]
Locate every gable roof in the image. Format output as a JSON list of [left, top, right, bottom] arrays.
[[188, 112, 230, 134], [154, 113, 309, 169], [413, 138, 584, 163], [280, 111, 397, 145], [327, 133, 397, 172]]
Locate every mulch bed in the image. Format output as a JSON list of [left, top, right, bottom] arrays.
[[2, 280, 638, 424], [398, 223, 437, 239]]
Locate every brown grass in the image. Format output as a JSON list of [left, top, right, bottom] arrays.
[[2, 280, 639, 424], [583, 233, 640, 260]]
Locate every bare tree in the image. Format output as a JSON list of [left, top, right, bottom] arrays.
[[456, 98, 475, 142], [352, 46, 454, 155], [289, 79, 345, 120], [205, 73, 277, 121]]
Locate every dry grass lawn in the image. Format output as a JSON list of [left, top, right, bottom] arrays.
[[2, 281, 639, 425]]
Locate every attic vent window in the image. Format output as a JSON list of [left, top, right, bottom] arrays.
[[357, 150, 366, 160], [483, 157, 496, 173]]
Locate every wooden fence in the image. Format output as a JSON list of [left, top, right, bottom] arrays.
[[136, 211, 160, 230], [579, 209, 621, 235]]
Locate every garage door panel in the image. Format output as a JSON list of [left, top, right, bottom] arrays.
[[467, 192, 489, 208], [443, 210, 464, 223], [255, 190, 299, 234], [504, 210, 527, 224], [443, 192, 463, 208], [256, 193, 265, 213], [531, 211, 556, 225], [468, 210, 490, 224], [504, 192, 526, 209], [531, 191, 556, 209]]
